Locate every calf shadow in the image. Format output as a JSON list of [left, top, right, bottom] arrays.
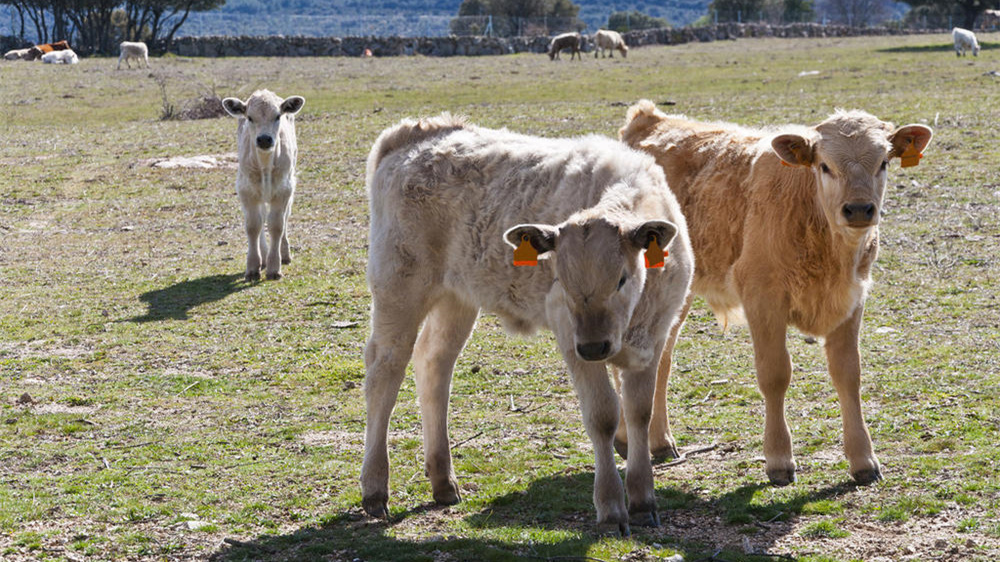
[[126, 273, 248, 323], [877, 42, 1000, 53], [208, 469, 855, 562]]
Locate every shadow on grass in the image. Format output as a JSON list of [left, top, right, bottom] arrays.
[[208, 469, 858, 562], [877, 42, 1000, 53], [127, 273, 249, 322]]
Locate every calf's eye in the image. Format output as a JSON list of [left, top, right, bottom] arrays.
[[820, 163, 831, 174], [617, 274, 627, 291], [880, 160, 888, 171]]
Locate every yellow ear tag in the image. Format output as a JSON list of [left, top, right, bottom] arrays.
[[513, 234, 538, 267], [644, 236, 666, 269], [900, 139, 922, 168]]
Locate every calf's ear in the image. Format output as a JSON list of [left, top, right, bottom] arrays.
[[889, 124, 933, 159], [772, 134, 816, 167], [629, 220, 677, 252], [281, 96, 305, 115], [222, 98, 246, 118], [504, 224, 558, 256]]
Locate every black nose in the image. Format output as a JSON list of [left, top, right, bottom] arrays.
[[576, 341, 612, 361], [256, 135, 274, 150], [842, 202, 876, 226]]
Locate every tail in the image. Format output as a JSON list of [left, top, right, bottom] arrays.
[[366, 113, 468, 182], [619, 99, 666, 143]]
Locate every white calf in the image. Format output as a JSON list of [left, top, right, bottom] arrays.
[[118, 41, 150, 69], [361, 113, 693, 533], [41, 49, 78, 64], [953, 27, 980, 57], [221, 90, 305, 281]]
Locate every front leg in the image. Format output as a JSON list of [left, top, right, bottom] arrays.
[[241, 198, 265, 281], [744, 298, 795, 486], [265, 192, 292, 280], [825, 304, 881, 485], [618, 362, 660, 528]]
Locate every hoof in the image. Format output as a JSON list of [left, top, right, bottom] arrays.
[[433, 486, 461, 506], [614, 438, 629, 460], [767, 468, 796, 487], [245, 271, 261, 282], [651, 441, 680, 461], [630, 509, 660, 528], [265, 272, 283, 281], [852, 467, 883, 486], [362, 494, 389, 519], [281, 257, 292, 265]]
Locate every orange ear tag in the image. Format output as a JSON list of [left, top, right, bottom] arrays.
[[900, 139, 922, 168], [513, 234, 538, 267], [780, 160, 795, 167], [644, 236, 666, 269]]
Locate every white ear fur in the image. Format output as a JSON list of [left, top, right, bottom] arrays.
[[222, 98, 246, 118]]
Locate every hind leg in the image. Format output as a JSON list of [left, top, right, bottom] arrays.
[[412, 294, 478, 505], [360, 280, 432, 518]]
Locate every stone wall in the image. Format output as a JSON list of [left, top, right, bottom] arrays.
[[167, 23, 943, 58]]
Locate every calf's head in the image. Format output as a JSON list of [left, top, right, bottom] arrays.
[[505, 217, 677, 362], [222, 90, 305, 151], [772, 111, 932, 232]]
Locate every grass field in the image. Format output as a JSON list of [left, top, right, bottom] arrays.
[[1, 32, 999, 562]]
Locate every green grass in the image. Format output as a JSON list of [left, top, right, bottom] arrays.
[[2, 31, 1000, 561]]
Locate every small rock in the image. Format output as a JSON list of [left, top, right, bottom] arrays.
[[511, 368, 527, 376], [934, 538, 948, 549], [903, 545, 917, 554], [664, 555, 684, 562], [17, 393, 34, 405], [965, 538, 977, 548], [186, 520, 211, 531]]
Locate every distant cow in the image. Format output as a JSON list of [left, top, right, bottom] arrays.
[[4, 48, 31, 60], [594, 29, 628, 58], [548, 32, 582, 61], [42, 49, 79, 64], [981, 9, 1000, 30], [619, 101, 932, 486], [222, 90, 305, 281], [118, 41, 150, 69], [35, 40, 70, 54], [952, 27, 980, 57], [361, 113, 693, 534]]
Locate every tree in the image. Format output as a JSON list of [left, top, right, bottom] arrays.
[[817, 0, 890, 25], [899, 0, 990, 28], [708, 0, 766, 22], [607, 10, 669, 32], [451, 0, 583, 36], [0, 0, 225, 54]]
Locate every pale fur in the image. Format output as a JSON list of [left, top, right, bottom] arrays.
[[118, 41, 150, 69], [4, 48, 31, 60], [952, 27, 980, 56], [362, 114, 693, 532], [548, 32, 582, 60], [222, 89, 304, 281], [620, 100, 933, 486], [41, 49, 78, 64], [594, 29, 628, 58]]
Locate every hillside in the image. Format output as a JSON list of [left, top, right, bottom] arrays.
[[200, 0, 711, 35]]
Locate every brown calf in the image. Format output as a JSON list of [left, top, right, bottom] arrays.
[[619, 101, 932, 486]]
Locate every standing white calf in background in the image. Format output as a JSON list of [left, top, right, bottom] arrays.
[[594, 29, 628, 58], [118, 41, 150, 69], [222, 90, 305, 281], [952, 27, 980, 57]]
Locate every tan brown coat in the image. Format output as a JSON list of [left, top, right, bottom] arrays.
[[620, 100, 932, 485]]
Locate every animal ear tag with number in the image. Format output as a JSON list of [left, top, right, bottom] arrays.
[[644, 235, 666, 269], [900, 139, 922, 168], [513, 234, 538, 266]]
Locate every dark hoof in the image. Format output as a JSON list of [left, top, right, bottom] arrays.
[[619, 522, 631, 537], [245, 271, 261, 282], [433, 487, 461, 506], [362, 494, 389, 519], [614, 438, 629, 460], [852, 467, 883, 486], [281, 257, 292, 265], [265, 272, 283, 280], [630, 509, 660, 528], [767, 469, 796, 487], [651, 442, 681, 461]]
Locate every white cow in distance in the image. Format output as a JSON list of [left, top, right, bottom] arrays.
[[952, 27, 980, 57], [221, 90, 305, 281], [118, 41, 150, 69], [41, 49, 78, 64], [361, 113, 694, 534]]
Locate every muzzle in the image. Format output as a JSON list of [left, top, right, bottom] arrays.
[[256, 134, 274, 150]]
